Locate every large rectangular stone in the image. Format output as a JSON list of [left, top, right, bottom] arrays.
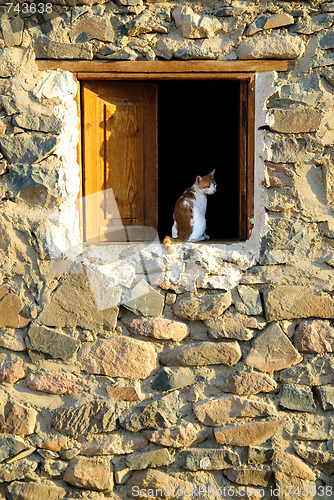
[[26, 325, 80, 362]]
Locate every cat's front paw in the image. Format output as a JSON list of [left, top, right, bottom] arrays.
[[203, 232, 210, 240]]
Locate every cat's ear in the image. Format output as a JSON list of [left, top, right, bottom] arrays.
[[209, 169, 216, 177], [196, 176, 202, 184]]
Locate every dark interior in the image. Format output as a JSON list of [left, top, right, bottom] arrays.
[[158, 80, 240, 241]]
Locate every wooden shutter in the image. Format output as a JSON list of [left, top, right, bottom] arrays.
[[81, 81, 157, 242]]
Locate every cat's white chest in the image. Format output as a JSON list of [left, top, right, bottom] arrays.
[[189, 191, 207, 241]]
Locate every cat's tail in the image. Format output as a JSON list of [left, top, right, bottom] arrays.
[[163, 236, 177, 254]]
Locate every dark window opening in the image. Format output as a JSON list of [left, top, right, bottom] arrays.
[[158, 80, 240, 241]]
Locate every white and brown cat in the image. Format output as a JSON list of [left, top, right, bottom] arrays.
[[164, 170, 217, 252]]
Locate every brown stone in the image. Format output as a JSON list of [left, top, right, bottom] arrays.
[[0, 330, 26, 351], [0, 286, 29, 328], [7, 480, 66, 500], [0, 401, 37, 435], [63, 456, 113, 491], [125, 317, 189, 341], [40, 436, 68, 452], [106, 386, 142, 401], [274, 473, 316, 500], [160, 341, 241, 367], [145, 423, 199, 448], [264, 163, 294, 188], [81, 432, 148, 456], [27, 373, 89, 395], [280, 356, 334, 385], [245, 323, 303, 372], [128, 469, 192, 498], [224, 468, 272, 487], [214, 419, 280, 446], [222, 370, 278, 395], [78, 336, 158, 379], [274, 452, 316, 480], [0, 353, 25, 384], [172, 291, 232, 321], [193, 395, 277, 426], [268, 105, 322, 134], [263, 286, 334, 321], [294, 319, 334, 353]]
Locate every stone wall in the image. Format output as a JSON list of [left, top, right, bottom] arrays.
[[0, 0, 334, 499]]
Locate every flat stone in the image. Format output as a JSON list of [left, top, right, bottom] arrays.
[[205, 311, 256, 341], [0, 286, 29, 328], [106, 385, 142, 401], [0, 353, 25, 384], [247, 12, 294, 35], [0, 458, 39, 483], [0, 435, 27, 462], [314, 386, 334, 411], [160, 341, 241, 367], [51, 401, 116, 437], [264, 163, 294, 188], [322, 67, 334, 87], [222, 370, 278, 395], [279, 385, 316, 413], [127, 448, 174, 470], [152, 366, 198, 391], [193, 395, 277, 426], [78, 336, 158, 379], [26, 325, 80, 362], [145, 423, 199, 448], [294, 319, 334, 353], [173, 291, 232, 320], [233, 286, 263, 316], [215, 419, 279, 446], [70, 16, 114, 43], [40, 436, 68, 452], [12, 114, 63, 134], [245, 323, 303, 372], [0, 18, 24, 46], [294, 441, 334, 475], [119, 391, 181, 432], [225, 468, 272, 487], [172, 5, 223, 39], [63, 456, 113, 491], [263, 286, 334, 321], [0, 133, 58, 165], [128, 469, 192, 499], [27, 373, 88, 395], [33, 37, 93, 59], [274, 473, 317, 500], [125, 317, 189, 341], [183, 448, 241, 471], [81, 432, 148, 456], [268, 104, 322, 134], [237, 33, 304, 60], [248, 446, 274, 465], [274, 451, 316, 481], [0, 401, 37, 436], [123, 280, 164, 317], [0, 330, 26, 351], [280, 356, 334, 386]]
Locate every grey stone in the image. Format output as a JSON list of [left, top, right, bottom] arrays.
[[248, 446, 274, 465], [237, 34, 305, 60], [33, 37, 93, 59], [0, 133, 58, 165], [12, 114, 62, 134], [174, 43, 218, 60], [173, 291, 232, 321], [319, 30, 334, 49], [70, 16, 115, 43], [0, 458, 39, 483], [279, 75, 322, 106], [0, 18, 24, 46], [234, 286, 262, 316], [126, 11, 168, 36], [314, 387, 334, 411], [152, 367, 199, 391], [183, 448, 241, 471], [292, 13, 334, 34], [322, 67, 334, 86], [126, 448, 174, 470], [280, 356, 334, 386], [247, 13, 294, 36], [0, 435, 27, 463], [279, 385, 316, 413], [205, 310, 258, 341], [294, 442, 334, 474], [26, 324, 80, 362], [123, 280, 164, 317], [268, 104, 322, 134], [119, 391, 181, 432], [160, 341, 241, 367], [0, 47, 32, 77], [9, 158, 65, 198], [260, 218, 317, 265], [8, 480, 65, 499], [265, 132, 323, 164], [51, 401, 117, 437]]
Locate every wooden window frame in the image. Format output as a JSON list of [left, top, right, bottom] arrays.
[[37, 60, 291, 242]]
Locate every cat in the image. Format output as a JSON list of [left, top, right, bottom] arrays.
[[164, 170, 217, 253]]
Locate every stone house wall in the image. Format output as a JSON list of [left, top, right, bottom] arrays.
[[0, 0, 334, 498]]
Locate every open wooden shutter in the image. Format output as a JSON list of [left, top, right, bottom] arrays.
[[81, 81, 157, 242]]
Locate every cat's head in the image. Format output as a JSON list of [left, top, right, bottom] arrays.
[[195, 169, 217, 195]]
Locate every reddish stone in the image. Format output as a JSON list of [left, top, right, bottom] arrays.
[[0, 353, 25, 384], [125, 317, 189, 341], [27, 373, 89, 395], [294, 319, 334, 353]]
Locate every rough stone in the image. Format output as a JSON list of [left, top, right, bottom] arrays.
[[314, 386, 334, 411], [264, 163, 294, 188], [172, 6, 223, 39], [26, 373, 89, 395], [0, 458, 39, 483], [292, 13, 334, 35], [268, 104, 322, 134], [152, 366, 198, 391], [40, 436, 68, 452], [0, 18, 24, 46], [70, 16, 114, 43], [215, 419, 279, 446], [43, 459, 68, 478], [274, 451, 317, 481], [12, 114, 63, 134], [265, 133, 322, 164], [128, 469, 192, 499], [63, 456, 113, 491], [233, 286, 263, 316], [0, 133, 58, 165], [280, 356, 334, 386], [51, 401, 117, 437], [125, 317, 189, 341], [237, 34, 305, 60], [0, 330, 26, 352], [271, 473, 316, 500], [248, 446, 274, 465], [145, 423, 199, 448], [0, 435, 27, 462], [0, 285, 29, 328], [0, 401, 37, 436], [119, 391, 181, 432], [247, 12, 294, 35], [279, 385, 316, 413], [294, 441, 334, 474], [263, 286, 334, 321], [0, 353, 25, 384], [173, 291, 232, 321], [26, 325, 80, 362], [127, 448, 174, 470], [123, 280, 164, 317], [81, 432, 148, 456], [222, 370, 278, 395], [245, 323, 303, 372], [205, 311, 257, 341], [294, 319, 334, 353], [126, 11, 168, 36], [224, 468, 272, 487], [183, 448, 241, 471], [0, 47, 32, 77], [193, 395, 277, 426], [160, 341, 241, 367], [78, 336, 158, 379], [106, 384, 142, 401], [33, 37, 93, 59]]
